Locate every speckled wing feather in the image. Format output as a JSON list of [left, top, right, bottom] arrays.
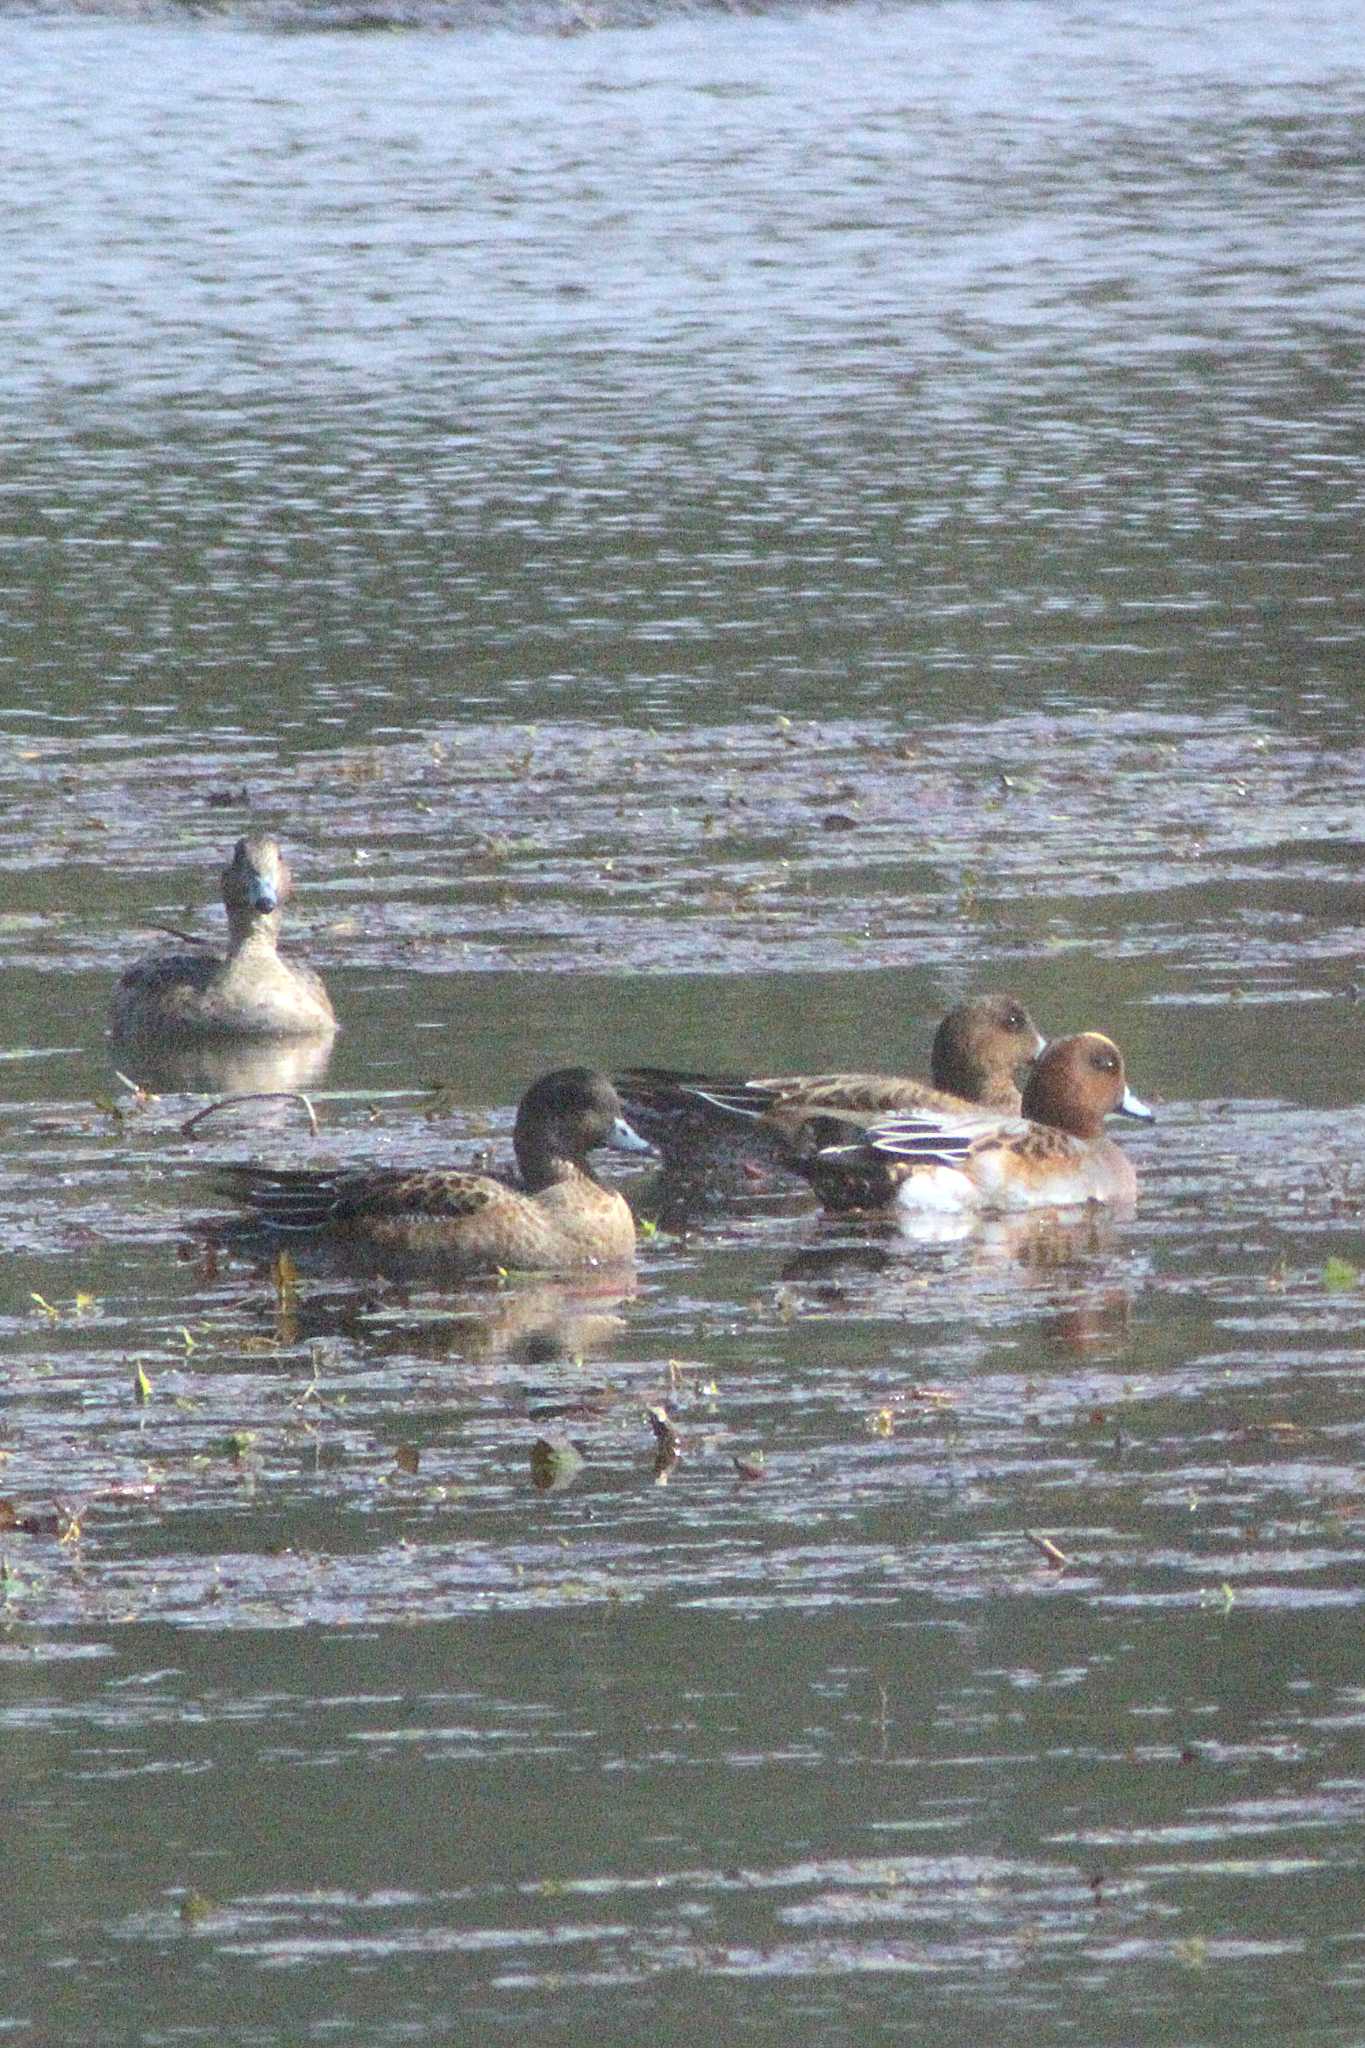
[[217, 1164, 502, 1231]]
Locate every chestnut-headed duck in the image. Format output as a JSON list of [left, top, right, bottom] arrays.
[[797, 1032, 1152, 1216]]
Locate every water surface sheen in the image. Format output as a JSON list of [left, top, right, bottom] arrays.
[[2, 2, 1364, 2042]]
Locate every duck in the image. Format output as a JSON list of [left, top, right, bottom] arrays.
[[216, 1067, 654, 1272], [795, 1032, 1153, 1216], [111, 836, 336, 1044], [615, 993, 1047, 1163]]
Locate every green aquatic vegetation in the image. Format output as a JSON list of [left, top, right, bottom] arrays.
[[30, 1290, 97, 1322], [1321, 1256, 1359, 1293]]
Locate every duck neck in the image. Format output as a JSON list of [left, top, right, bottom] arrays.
[[514, 1128, 589, 1194], [225, 909, 281, 959]]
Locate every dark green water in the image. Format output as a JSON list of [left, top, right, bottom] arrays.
[[2, 1, 1364, 2040]]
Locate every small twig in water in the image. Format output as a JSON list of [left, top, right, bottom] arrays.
[[181, 1092, 320, 1139], [1023, 1529, 1072, 1569]]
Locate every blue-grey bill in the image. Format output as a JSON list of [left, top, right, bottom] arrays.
[[1118, 1086, 1154, 1121], [609, 1115, 656, 1154]]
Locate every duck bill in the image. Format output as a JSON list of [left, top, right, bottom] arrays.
[[1116, 1085, 1154, 1122], [608, 1115, 655, 1155]]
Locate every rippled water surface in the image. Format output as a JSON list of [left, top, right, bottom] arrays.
[[3, 0, 1365, 2041]]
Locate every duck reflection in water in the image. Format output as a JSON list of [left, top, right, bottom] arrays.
[[780, 1204, 1139, 1361], [241, 1258, 637, 1372], [115, 1032, 335, 1101]]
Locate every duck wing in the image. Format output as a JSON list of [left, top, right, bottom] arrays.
[[217, 1164, 502, 1230]]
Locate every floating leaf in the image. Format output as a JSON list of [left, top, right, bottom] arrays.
[[133, 1363, 153, 1406], [0, 1498, 66, 1538], [394, 1443, 421, 1476], [644, 1406, 680, 1453], [529, 1438, 584, 1493], [1322, 1256, 1358, 1293]]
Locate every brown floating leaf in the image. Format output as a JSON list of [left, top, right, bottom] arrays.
[[732, 1453, 766, 1482], [0, 1497, 73, 1538], [644, 1406, 681, 1456], [272, 1250, 300, 1345], [394, 1443, 421, 1476]]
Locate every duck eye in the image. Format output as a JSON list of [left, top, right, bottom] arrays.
[[1005, 1006, 1025, 1031]]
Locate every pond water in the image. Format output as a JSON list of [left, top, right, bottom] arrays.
[[2, 0, 1364, 2041]]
